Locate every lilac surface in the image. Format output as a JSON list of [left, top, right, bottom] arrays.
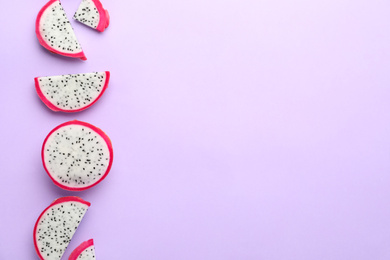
[[0, 0, 390, 259]]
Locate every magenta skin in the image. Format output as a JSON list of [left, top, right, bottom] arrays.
[[92, 0, 110, 32], [68, 239, 95, 260]]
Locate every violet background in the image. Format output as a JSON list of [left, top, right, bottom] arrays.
[[0, 0, 390, 259]]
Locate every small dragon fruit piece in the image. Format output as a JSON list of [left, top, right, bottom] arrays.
[[68, 239, 96, 260], [73, 0, 110, 32], [33, 196, 91, 260], [42, 120, 113, 191], [35, 71, 110, 112], [36, 0, 87, 60]]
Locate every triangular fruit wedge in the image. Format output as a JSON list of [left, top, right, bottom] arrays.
[[74, 0, 109, 32], [36, 0, 87, 60], [69, 239, 96, 260], [35, 71, 110, 112], [42, 120, 114, 191], [33, 197, 91, 260]]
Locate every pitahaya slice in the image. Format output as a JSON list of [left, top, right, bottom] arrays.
[[73, 0, 110, 32], [42, 120, 113, 191], [68, 239, 96, 260], [33, 196, 91, 260], [35, 71, 110, 112], [36, 0, 87, 60]]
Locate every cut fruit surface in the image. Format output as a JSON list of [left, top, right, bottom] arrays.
[[36, 0, 87, 60], [33, 197, 91, 260], [74, 0, 110, 32], [35, 71, 110, 112], [69, 239, 96, 260], [42, 120, 113, 191]]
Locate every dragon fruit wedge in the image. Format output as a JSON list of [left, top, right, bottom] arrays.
[[33, 196, 91, 260], [36, 0, 87, 60], [69, 239, 96, 260], [35, 71, 110, 112], [42, 120, 113, 191], [74, 0, 109, 32]]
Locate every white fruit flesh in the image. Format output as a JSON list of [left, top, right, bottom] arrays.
[[37, 72, 107, 111], [74, 0, 100, 29], [35, 201, 89, 260], [39, 0, 82, 53], [43, 124, 111, 189], [77, 246, 96, 259]]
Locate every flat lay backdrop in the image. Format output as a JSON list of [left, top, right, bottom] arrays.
[[0, 0, 390, 259]]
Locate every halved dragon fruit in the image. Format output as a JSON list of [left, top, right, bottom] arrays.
[[33, 196, 91, 260], [69, 239, 96, 260], [36, 0, 87, 60], [42, 120, 113, 191], [35, 71, 110, 112], [74, 0, 110, 32]]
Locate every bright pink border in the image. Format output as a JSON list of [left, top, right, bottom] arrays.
[[35, 71, 110, 113], [33, 197, 91, 260], [36, 0, 87, 60], [41, 120, 114, 191], [68, 239, 94, 260], [92, 0, 110, 32]]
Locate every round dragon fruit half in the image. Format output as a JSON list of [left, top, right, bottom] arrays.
[[42, 120, 113, 191], [74, 0, 110, 32], [69, 239, 96, 260], [36, 0, 87, 60], [35, 71, 110, 113], [33, 196, 91, 260]]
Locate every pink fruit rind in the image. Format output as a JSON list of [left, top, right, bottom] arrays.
[[33, 197, 91, 260], [93, 0, 110, 32], [41, 120, 114, 191], [68, 239, 94, 260], [34, 71, 110, 113], [36, 0, 87, 60]]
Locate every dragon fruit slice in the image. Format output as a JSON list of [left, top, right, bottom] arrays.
[[35, 71, 110, 112], [69, 239, 96, 260], [33, 196, 91, 260], [42, 120, 113, 191], [36, 0, 87, 60], [74, 0, 110, 32]]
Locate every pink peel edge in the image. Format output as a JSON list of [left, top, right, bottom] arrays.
[[68, 239, 94, 260], [92, 0, 109, 32]]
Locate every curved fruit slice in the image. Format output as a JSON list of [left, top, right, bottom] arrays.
[[36, 0, 87, 60], [74, 0, 110, 32], [69, 239, 96, 260], [42, 120, 113, 191], [35, 71, 110, 112], [34, 197, 91, 260]]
